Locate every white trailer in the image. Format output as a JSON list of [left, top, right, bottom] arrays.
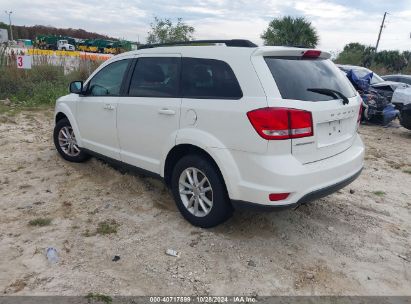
[[0, 29, 9, 43]]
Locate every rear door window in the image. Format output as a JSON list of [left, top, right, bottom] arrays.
[[265, 57, 356, 101], [128, 57, 180, 98], [181, 58, 242, 99]]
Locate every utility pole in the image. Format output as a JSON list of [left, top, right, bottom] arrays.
[[4, 11, 13, 41], [375, 12, 387, 53]]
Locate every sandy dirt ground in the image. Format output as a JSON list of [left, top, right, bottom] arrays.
[[0, 109, 410, 296]]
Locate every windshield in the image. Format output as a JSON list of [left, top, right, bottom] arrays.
[[352, 68, 384, 85], [265, 57, 356, 102]]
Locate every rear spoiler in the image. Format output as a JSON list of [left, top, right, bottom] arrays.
[[252, 47, 331, 59]]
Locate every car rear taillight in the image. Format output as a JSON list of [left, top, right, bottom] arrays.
[[358, 103, 362, 124], [247, 107, 313, 140], [269, 193, 290, 201], [302, 50, 321, 59]]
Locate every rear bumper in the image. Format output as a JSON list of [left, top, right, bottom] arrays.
[[232, 167, 362, 211], [214, 133, 364, 208]]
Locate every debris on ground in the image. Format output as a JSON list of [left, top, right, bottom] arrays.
[[397, 254, 410, 263], [165, 249, 180, 258], [247, 260, 257, 267], [46, 247, 59, 264]]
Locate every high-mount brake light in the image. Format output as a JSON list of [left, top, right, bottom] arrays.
[[302, 50, 321, 58], [247, 108, 313, 140]]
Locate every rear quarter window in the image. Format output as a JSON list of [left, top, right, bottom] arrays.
[[181, 58, 243, 99], [265, 57, 356, 101]]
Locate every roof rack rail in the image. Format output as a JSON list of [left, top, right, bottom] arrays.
[[138, 39, 257, 49]]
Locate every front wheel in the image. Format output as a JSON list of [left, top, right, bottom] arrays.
[[53, 118, 90, 162], [171, 155, 233, 228]]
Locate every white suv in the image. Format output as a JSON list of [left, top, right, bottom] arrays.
[[54, 39, 364, 228]]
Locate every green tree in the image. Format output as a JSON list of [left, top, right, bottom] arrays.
[[146, 17, 195, 44], [261, 16, 319, 48], [335, 43, 375, 67], [374, 50, 407, 72]]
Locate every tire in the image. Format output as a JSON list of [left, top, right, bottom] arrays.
[[53, 118, 90, 163], [171, 154, 233, 228]]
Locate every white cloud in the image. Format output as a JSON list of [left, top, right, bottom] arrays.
[[1, 0, 411, 51], [294, 0, 362, 19], [191, 17, 267, 43]]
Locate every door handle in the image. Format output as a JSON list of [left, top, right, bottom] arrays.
[[158, 108, 176, 115], [103, 104, 115, 110]]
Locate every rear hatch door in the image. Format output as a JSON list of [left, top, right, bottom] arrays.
[[264, 53, 361, 164]]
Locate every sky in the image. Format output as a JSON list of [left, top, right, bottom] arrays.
[[1, 0, 411, 53]]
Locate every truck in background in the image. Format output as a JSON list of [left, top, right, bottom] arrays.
[[35, 35, 76, 51]]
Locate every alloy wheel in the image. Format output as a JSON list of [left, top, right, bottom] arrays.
[[58, 126, 80, 157], [178, 167, 213, 217]]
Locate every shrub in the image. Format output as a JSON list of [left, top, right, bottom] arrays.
[[29, 218, 52, 226], [96, 219, 119, 235]]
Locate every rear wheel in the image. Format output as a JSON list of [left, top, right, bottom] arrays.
[[53, 118, 90, 162], [171, 154, 232, 228]]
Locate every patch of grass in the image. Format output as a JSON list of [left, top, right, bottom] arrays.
[[372, 191, 386, 197], [29, 217, 52, 227], [85, 293, 112, 304], [403, 169, 411, 174], [96, 219, 119, 235], [82, 228, 96, 237]]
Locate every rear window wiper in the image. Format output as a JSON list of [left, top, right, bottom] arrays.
[[307, 88, 349, 105]]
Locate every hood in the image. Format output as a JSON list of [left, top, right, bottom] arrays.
[[372, 81, 408, 91]]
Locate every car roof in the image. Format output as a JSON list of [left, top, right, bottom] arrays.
[[336, 64, 368, 71], [383, 74, 411, 79], [116, 45, 331, 59]]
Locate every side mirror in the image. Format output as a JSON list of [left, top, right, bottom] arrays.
[[69, 81, 83, 94]]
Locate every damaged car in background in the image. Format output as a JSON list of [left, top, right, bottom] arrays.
[[338, 64, 408, 102], [382, 74, 411, 130], [338, 64, 400, 126]]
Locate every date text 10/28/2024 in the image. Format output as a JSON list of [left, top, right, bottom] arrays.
[[149, 296, 257, 303]]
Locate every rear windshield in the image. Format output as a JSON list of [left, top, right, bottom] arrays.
[[350, 67, 384, 85], [265, 57, 356, 101]]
